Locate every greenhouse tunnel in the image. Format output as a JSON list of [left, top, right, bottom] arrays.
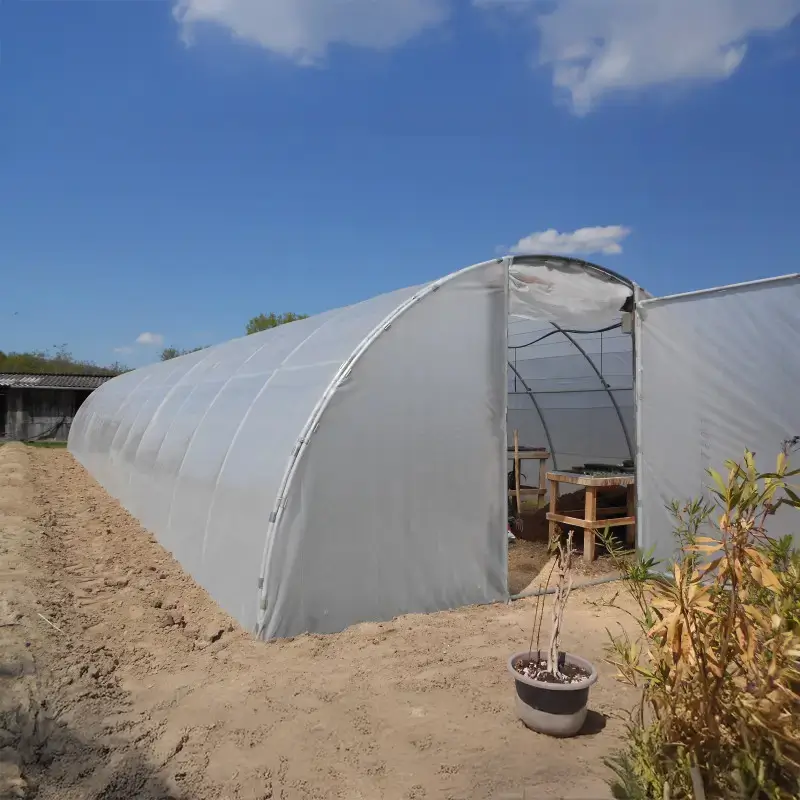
[[69, 255, 638, 640]]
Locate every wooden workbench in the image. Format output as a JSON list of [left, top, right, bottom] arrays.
[[545, 471, 636, 561]]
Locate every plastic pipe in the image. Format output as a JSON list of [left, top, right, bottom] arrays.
[[509, 573, 623, 601]]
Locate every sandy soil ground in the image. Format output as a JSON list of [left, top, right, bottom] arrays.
[[507, 497, 629, 596], [1, 444, 640, 800]]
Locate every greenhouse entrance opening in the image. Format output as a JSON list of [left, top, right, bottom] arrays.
[[503, 257, 637, 595]]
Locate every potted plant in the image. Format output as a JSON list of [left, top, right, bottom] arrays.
[[508, 530, 599, 737], [602, 445, 800, 800]]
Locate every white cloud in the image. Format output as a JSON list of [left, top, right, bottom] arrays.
[[173, 0, 449, 64], [113, 346, 134, 355], [509, 225, 631, 256], [479, 0, 800, 113], [136, 332, 165, 346], [172, 1, 800, 112]]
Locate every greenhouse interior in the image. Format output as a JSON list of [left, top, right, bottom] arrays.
[[68, 256, 800, 640]]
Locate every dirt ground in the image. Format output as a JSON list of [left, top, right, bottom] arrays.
[[507, 496, 629, 596], [0, 444, 640, 800]]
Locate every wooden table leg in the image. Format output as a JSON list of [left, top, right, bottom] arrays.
[[538, 457, 547, 506], [626, 483, 636, 549], [513, 431, 522, 518], [584, 486, 597, 562], [548, 479, 558, 541]]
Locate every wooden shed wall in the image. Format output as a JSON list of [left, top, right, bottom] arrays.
[[1, 388, 92, 442]]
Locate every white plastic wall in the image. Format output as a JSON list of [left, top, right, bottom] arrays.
[[259, 260, 509, 638], [69, 284, 425, 628], [637, 275, 800, 566]]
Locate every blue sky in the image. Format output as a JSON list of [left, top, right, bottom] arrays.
[[2, 0, 799, 368]]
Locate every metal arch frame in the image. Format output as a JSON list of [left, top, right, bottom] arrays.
[[637, 272, 800, 307], [510, 254, 635, 290], [506, 254, 637, 467], [549, 323, 634, 462], [507, 359, 559, 470]]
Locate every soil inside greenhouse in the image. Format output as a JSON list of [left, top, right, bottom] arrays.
[[507, 489, 629, 596], [1, 443, 639, 800]]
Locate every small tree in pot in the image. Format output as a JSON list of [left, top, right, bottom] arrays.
[[508, 530, 599, 737]]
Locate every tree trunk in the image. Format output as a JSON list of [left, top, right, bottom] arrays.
[[547, 530, 574, 677]]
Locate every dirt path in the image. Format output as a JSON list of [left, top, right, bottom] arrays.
[[1, 444, 639, 799]]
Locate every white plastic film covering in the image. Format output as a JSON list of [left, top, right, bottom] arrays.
[[637, 276, 800, 566], [259, 260, 509, 638], [509, 256, 632, 328], [69, 284, 425, 629]]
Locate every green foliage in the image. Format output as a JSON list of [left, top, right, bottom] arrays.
[[600, 445, 800, 800], [160, 345, 208, 361], [245, 312, 308, 335], [0, 346, 125, 376]]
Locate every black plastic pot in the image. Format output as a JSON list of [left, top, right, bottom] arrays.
[[508, 650, 598, 737]]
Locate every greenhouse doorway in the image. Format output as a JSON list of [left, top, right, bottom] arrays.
[[502, 256, 637, 595]]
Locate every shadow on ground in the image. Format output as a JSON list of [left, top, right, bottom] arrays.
[[0, 672, 177, 800], [577, 709, 608, 737]]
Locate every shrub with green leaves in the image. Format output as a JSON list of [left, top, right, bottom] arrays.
[[601, 445, 800, 800]]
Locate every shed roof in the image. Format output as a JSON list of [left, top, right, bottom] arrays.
[[0, 373, 114, 390]]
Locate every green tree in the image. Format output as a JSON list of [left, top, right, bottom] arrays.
[[246, 312, 308, 336], [160, 345, 208, 361], [0, 346, 125, 375]]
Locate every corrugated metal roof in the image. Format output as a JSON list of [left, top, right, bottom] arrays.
[[0, 373, 114, 390]]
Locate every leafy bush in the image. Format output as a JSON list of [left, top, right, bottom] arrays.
[[160, 345, 208, 361], [0, 346, 125, 375], [245, 312, 308, 335], [601, 446, 800, 800]]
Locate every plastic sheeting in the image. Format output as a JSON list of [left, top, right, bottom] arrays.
[[509, 256, 632, 329], [259, 260, 508, 638], [69, 283, 426, 629], [637, 275, 800, 566]]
